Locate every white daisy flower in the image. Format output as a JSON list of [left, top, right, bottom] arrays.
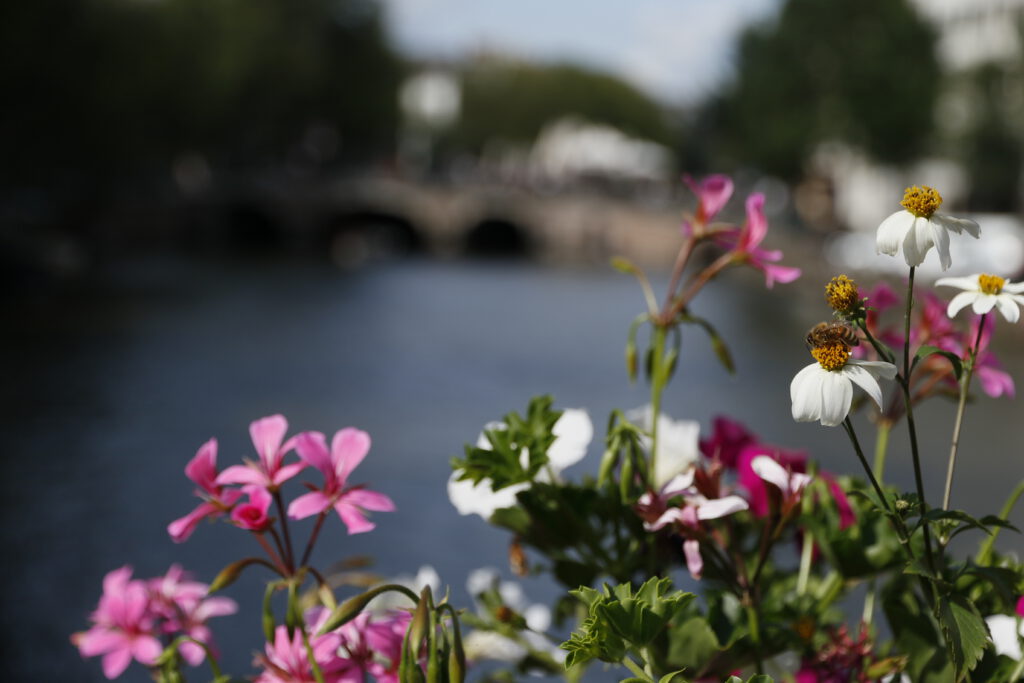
[[876, 185, 979, 270], [790, 335, 897, 427], [936, 273, 1024, 323]]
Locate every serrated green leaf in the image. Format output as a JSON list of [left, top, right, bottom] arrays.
[[938, 593, 989, 680]]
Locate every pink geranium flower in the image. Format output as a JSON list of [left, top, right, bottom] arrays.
[[231, 485, 274, 532], [216, 415, 305, 491], [148, 565, 237, 667], [168, 438, 244, 542], [718, 193, 801, 287], [73, 567, 163, 679], [683, 173, 734, 235], [255, 611, 346, 683], [699, 416, 757, 469], [287, 428, 395, 534]]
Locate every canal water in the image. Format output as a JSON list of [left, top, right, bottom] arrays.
[[4, 256, 1022, 681]]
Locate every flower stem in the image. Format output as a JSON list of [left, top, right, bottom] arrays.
[[254, 532, 289, 576], [942, 313, 986, 510], [663, 235, 699, 312], [842, 419, 895, 518], [976, 480, 1024, 566], [797, 530, 813, 596], [873, 420, 892, 483], [622, 655, 652, 681], [300, 511, 328, 568], [648, 324, 668, 484], [273, 490, 295, 572], [900, 267, 937, 572]]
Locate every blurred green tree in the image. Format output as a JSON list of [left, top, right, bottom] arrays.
[[448, 56, 677, 154], [711, 0, 940, 179], [0, 0, 401, 187]]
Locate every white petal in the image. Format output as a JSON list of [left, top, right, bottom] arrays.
[[935, 275, 980, 291], [462, 631, 527, 663], [818, 371, 853, 427], [847, 359, 898, 380], [654, 417, 700, 489], [929, 219, 952, 270], [934, 214, 980, 239], [947, 291, 979, 318], [751, 455, 791, 493], [683, 539, 703, 579], [697, 495, 749, 520], [790, 472, 812, 494], [466, 567, 500, 596], [901, 217, 932, 267], [876, 211, 913, 256], [790, 364, 824, 423], [547, 409, 593, 471], [995, 296, 1021, 323], [661, 470, 695, 497], [523, 604, 551, 632], [1002, 281, 1024, 294], [447, 473, 527, 519], [986, 614, 1022, 660], [971, 294, 998, 315], [645, 507, 687, 531], [841, 363, 885, 410]]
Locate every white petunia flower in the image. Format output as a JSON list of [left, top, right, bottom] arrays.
[[936, 273, 1024, 323], [627, 405, 700, 489], [876, 185, 979, 270], [448, 409, 593, 520], [791, 337, 897, 427], [986, 614, 1023, 660]]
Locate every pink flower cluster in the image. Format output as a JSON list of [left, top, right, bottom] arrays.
[[684, 173, 801, 288], [254, 607, 410, 683], [635, 416, 855, 579], [73, 565, 237, 679], [168, 414, 395, 543], [863, 283, 1014, 400]]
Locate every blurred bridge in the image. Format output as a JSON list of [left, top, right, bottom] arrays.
[[207, 175, 688, 268]]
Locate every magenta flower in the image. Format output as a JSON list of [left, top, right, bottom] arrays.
[[255, 614, 346, 683], [287, 428, 395, 534], [231, 485, 274, 532], [683, 173, 734, 233], [216, 414, 305, 491], [698, 416, 757, 469], [73, 567, 163, 679], [737, 445, 808, 518], [148, 565, 237, 667], [1017, 596, 1024, 617], [335, 610, 412, 683], [718, 193, 801, 287], [168, 438, 244, 543]]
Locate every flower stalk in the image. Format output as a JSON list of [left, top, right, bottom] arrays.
[[942, 313, 987, 511]]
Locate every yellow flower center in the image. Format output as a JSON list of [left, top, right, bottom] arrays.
[[825, 274, 860, 313], [900, 185, 942, 218], [978, 273, 1005, 295], [811, 342, 849, 371]]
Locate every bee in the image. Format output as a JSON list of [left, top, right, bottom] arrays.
[[805, 321, 859, 349]]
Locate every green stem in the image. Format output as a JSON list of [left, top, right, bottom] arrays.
[[873, 420, 892, 483], [901, 267, 937, 572], [942, 314, 986, 510], [862, 580, 877, 626], [797, 530, 814, 596], [622, 655, 653, 681], [648, 324, 669, 484], [976, 480, 1024, 566], [842, 419, 895, 518], [745, 602, 764, 674]]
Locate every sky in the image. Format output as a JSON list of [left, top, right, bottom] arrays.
[[379, 0, 783, 105]]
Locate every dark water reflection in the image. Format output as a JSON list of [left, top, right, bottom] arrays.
[[3, 257, 1022, 681]]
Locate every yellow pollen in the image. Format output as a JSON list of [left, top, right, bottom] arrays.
[[978, 273, 1005, 295], [900, 185, 942, 218], [811, 342, 849, 371], [825, 274, 860, 312]]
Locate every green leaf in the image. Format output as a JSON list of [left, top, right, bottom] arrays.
[[666, 617, 720, 675], [658, 669, 688, 683], [207, 557, 273, 593], [914, 345, 963, 380], [937, 593, 990, 680]]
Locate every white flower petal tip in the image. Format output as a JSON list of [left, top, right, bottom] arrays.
[[547, 408, 593, 470], [447, 473, 527, 520], [936, 273, 1024, 324], [790, 360, 897, 427]]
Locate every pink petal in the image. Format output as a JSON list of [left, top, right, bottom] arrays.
[[76, 628, 125, 657], [826, 477, 856, 530], [759, 262, 802, 287], [196, 596, 238, 619], [271, 461, 306, 486], [250, 414, 288, 470], [683, 539, 703, 580], [131, 635, 163, 665], [178, 640, 205, 666], [1017, 596, 1024, 617], [684, 173, 734, 222], [101, 648, 133, 679], [344, 488, 395, 512], [294, 432, 332, 477], [215, 464, 266, 487], [184, 438, 219, 492], [743, 193, 768, 249], [332, 428, 371, 484], [288, 491, 332, 520], [167, 502, 221, 543], [334, 501, 375, 534]]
